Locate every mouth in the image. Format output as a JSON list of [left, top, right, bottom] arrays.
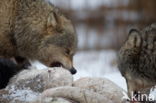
[[50, 62, 63, 67], [50, 62, 77, 75]]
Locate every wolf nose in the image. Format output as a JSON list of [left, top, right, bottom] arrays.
[[70, 67, 77, 75]]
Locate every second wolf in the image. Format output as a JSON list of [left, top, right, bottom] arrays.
[[118, 24, 156, 96]]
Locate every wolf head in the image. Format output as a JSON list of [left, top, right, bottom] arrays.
[[37, 9, 77, 74], [14, 2, 77, 74]]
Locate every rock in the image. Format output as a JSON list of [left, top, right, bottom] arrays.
[[40, 86, 114, 103], [73, 77, 125, 103]]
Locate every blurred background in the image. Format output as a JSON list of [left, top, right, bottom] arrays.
[[52, 0, 156, 50], [50, 0, 156, 90]]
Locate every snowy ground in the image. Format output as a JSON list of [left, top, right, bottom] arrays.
[[32, 50, 127, 91], [73, 50, 127, 91]]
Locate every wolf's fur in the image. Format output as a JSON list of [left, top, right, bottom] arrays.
[[118, 24, 156, 95], [0, 0, 77, 73]]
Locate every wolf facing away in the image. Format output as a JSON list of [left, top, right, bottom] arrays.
[[118, 24, 156, 96], [0, 0, 77, 74]]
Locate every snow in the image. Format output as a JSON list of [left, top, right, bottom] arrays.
[[9, 89, 39, 102], [150, 86, 156, 100], [4, 85, 40, 102], [73, 50, 127, 91], [30, 60, 48, 70], [30, 50, 127, 91]]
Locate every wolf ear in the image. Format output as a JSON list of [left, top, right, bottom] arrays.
[[128, 29, 140, 36], [46, 12, 59, 35], [47, 12, 58, 27], [128, 29, 142, 47]]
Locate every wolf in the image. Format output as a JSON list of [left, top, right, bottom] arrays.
[[0, 0, 77, 74], [118, 24, 156, 97]]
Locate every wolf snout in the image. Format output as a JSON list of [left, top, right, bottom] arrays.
[[70, 67, 77, 75]]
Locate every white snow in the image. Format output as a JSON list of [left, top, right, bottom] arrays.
[[4, 85, 40, 102], [9, 89, 39, 102], [73, 50, 127, 91], [30, 60, 48, 70], [30, 50, 127, 91], [150, 86, 156, 100]]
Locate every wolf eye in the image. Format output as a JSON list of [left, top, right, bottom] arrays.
[[50, 62, 63, 67]]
